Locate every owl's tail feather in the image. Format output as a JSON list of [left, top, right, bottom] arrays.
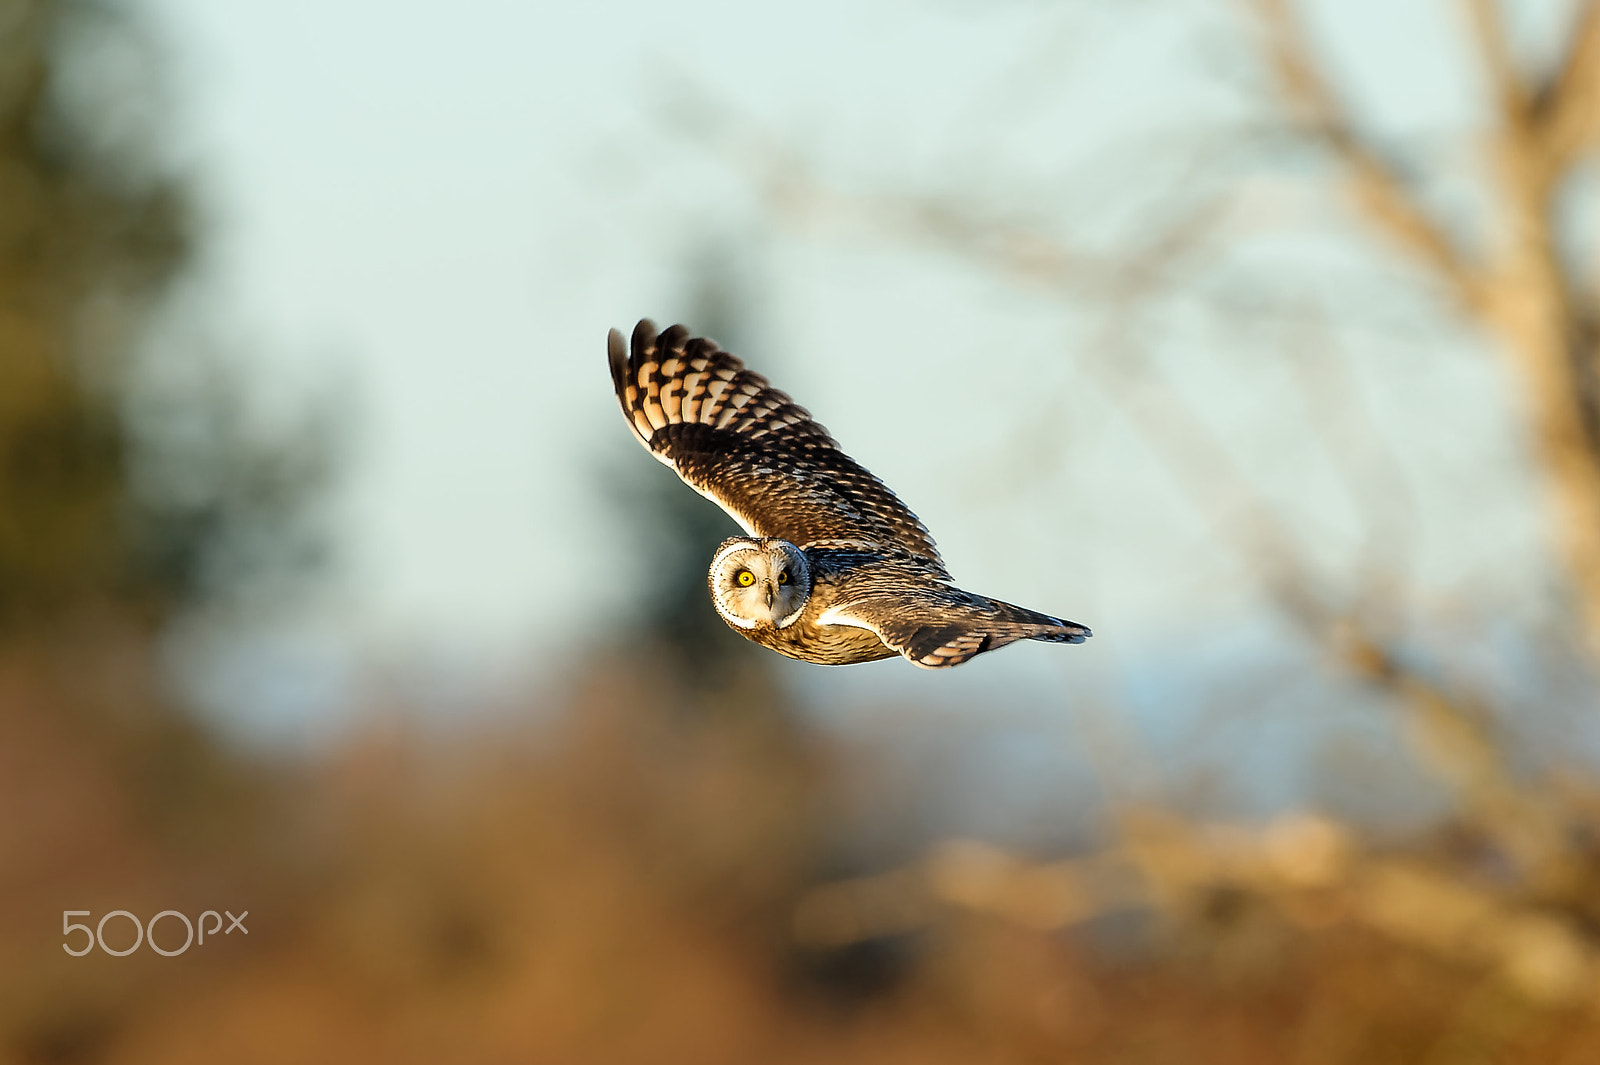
[[897, 599, 1091, 669]]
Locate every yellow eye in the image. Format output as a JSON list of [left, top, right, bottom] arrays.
[[736, 570, 754, 587], [778, 571, 790, 585]]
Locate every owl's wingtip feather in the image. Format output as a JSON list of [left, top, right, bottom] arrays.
[[607, 325, 626, 370], [631, 318, 659, 355]]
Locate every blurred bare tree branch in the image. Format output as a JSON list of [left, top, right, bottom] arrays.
[[1251, 0, 1600, 660], [668, 2, 1600, 804], [662, 0, 1600, 1038]]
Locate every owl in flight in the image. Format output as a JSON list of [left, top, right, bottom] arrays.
[[609, 320, 1091, 669]]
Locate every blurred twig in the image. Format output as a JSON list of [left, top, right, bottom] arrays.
[[1077, 323, 1563, 873], [1529, 1, 1600, 173], [1245, 0, 1487, 311], [660, 79, 1236, 312]]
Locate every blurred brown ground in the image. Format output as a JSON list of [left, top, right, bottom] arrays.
[[9, 634, 1600, 1065]]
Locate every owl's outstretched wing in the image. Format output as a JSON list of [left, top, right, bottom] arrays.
[[820, 590, 1091, 670], [609, 319, 946, 572]]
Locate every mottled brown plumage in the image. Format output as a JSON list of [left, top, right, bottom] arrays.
[[609, 319, 1091, 669]]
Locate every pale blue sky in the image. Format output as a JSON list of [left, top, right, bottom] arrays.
[[131, 0, 1576, 794]]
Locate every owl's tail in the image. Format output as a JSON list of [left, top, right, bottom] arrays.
[[906, 599, 1090, 668], [847, 592, 1089, 669]]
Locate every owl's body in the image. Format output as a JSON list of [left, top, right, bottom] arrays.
[[713, 540, 906, 666], [609, 320, 1091, 669]]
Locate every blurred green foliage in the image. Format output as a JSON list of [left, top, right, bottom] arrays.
[[0, 0, 326, 633], [0, 0, 178, 624]]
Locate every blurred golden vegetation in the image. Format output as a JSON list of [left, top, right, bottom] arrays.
[[5, 0, 1600, 1063]]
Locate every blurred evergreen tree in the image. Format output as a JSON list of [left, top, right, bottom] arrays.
[[0, 10, 330, 1050], [0, 0, 333, 875], [0, 0, 328, 635]]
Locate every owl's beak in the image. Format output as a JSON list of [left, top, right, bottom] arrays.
[[764, 584, 775, 608]]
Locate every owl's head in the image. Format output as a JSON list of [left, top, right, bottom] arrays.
[[708, 537, 811, 631]]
